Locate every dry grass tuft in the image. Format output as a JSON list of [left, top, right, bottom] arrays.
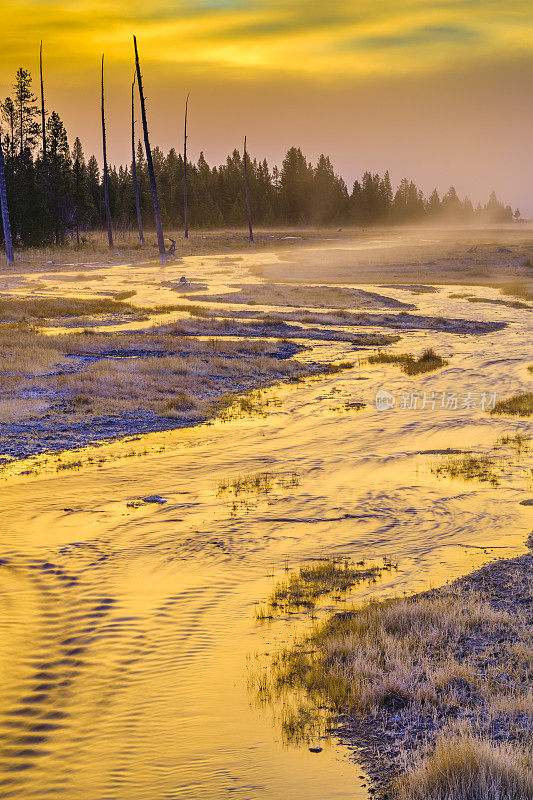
[[322, 361, 354, 374], [431, 453, 501, 486], [255, 553, 533, 796], [268, 591, 515, 715], [491, 393, 533, 418], [499, 283, 533, 303], [113, 290, 137, 301], [394, 732, 533, 800], [217, 470, 300, 497], [496, 432, 530, 454], [0, 296, 139, 321], [367, 348, 448, 375], [215, 468, 300, 516], [258, 558, 391, 617], [208, 389, 282, 420], [0, 295, 183, 324]]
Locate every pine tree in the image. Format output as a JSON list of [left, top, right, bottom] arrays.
[[47, 110, 71, 243], [312, 154, 348, 225], [72, 137, 90, 241], [86, 154, 101, 225], [379, 171, 393, 221], [2, 98, 16, 163], [427, 189, 441, 218], [280, 147, 313, 224], [13, 68, 40, 157], [243, 136, 253, 244]]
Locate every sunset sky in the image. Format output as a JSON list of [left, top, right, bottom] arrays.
[[1, 0, 532, 213]]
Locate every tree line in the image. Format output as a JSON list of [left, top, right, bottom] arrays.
[[0, 61, 518, 254]]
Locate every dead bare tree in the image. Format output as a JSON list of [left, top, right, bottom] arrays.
[[184, 92, 189, 239], [131, 73, 144, 244], [244, 135, 254, 245], [133, 35, 167, 265], [0, 126, 14, 266], [39, 41, 51, 229], [101, 54, 114, 250]]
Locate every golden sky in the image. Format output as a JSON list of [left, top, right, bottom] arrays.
[[1, 0, 533, 212]]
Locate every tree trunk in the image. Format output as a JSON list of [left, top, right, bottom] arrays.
[[133, 35, 167, 265], [0, 130, 14, 266], [101, 54, 114, 251], [184, 92, 189, 239], [131, 74, 144, 244], [19, 97, 23, 160], [40, 41, 52, 240], [244, 135, 253, 245]]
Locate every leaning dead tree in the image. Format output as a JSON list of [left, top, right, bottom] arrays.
[[39, 41, 51, 227], [131, 73, 144, 244], [101, 55, 114, 250], [183, 92, 189, 239], [133, 35, 167, 265], [243, 135, 254, 245], [0, 126, 14, 266]]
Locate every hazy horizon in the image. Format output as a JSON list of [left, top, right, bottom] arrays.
[[1, 1, 532, 214]]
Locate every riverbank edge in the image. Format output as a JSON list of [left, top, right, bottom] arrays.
[[0, 354, 355, 467], [336, 542, 533, 798]]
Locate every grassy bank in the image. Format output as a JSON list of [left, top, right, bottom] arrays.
[[257, 548, 533, 799], [0, 312, 362, 463]]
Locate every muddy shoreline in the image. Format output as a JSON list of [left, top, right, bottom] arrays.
[[337, 547, 533, 799]]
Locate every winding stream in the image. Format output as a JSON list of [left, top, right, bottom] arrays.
[[0, 246, 532, 798]]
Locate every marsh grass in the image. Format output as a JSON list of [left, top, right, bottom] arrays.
[[216, 469, 300, 515], [367, 348, 448, 375], [208, 388, 285, 421], [261, 590, 523, 724], [258, 586, 533, 749], [255, 548, 533, 797], [330, 400, 366, 413], [461, 296, 531, 310], [0, 295, 184, 323], [0, 313, 364, 452], [56, 355, 299, 418], [0, 296, 139, 321], [496, 432, 531, 454], [0, 322, 310, 425], [216, 469, 300, 497], [257, 558, 391, 618], [431, 453, 501, 486], [491, 393, 533, 418], [499, 283, 533, 303], [322, 361, 354, 374], [56, 459, 83, 471]]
